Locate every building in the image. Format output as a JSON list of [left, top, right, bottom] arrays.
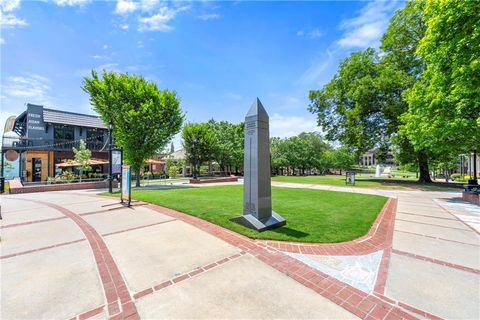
[[359, 148, 395, 167], [1, 103, 108, 182]]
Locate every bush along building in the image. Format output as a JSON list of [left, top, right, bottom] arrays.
[[1, 103, 108, 183]]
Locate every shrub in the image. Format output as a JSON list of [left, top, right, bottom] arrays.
[[168, 165, 179, 179]]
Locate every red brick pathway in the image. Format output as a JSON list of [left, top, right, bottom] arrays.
[[14, 199, 139, 320], [145, 201, 443, 320], [5, 195, 446, 320]]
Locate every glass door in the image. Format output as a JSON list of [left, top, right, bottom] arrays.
[[32, 158, 42, 182]]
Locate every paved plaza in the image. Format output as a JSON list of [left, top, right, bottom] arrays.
[[1, 184, 479, 319]]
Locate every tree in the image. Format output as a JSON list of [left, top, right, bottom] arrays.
[[82, 71, 183, 187], [208, 120, 244, 174], [270, 132, 331, 175], [270, 137, 289, 175], [309, 0, 435, 183], [72, 139, 92, 182], [182, 122, 215, 178], [403, 0, 480, 158], [331, 147, 356, 175]]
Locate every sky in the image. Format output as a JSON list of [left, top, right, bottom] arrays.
[[0, 0, 404, 147]]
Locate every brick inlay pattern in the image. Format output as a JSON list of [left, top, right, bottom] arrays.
[[392, 249, 480, 274], [258, 198, 397, 256], [145, 201, 443, 319], [132, 252, 245, 300], [17, 199, 138, 320]]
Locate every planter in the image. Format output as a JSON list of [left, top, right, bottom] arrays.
[[189, 176, 238, 184], [8, 180, 118, 194], [462, 191, 480, 205]]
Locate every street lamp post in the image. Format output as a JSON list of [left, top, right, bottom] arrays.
[[192, 137, 198, 179], [108, 122, 113, 193]]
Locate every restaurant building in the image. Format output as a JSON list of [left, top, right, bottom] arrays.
[[1, 103, 109, 182]]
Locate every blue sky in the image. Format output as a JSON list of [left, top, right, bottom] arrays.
[[1, 0, 403, 146]]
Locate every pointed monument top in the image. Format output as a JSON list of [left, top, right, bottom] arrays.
[[246, 97, 269, 119]]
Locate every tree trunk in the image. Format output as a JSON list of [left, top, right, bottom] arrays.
[[417, 150, 432, 183], [136, 168, 141, 187]]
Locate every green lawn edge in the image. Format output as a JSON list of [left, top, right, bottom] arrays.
[[102, 185, 388, 243]]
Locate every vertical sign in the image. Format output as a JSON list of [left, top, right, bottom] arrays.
[[121, 165, 131, 206], [346, 171, 356, 185], [111, 149, 122, 174]]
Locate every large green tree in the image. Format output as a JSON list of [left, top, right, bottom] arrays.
[[208, 120, 244, 174], [182, 122, 215, 178], [403, 0, 480, 158], [82, 71, 183, 187], [309, 0, 435, 182]]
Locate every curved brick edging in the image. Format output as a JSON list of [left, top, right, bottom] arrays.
[[258, 197, 398, 256], [144, 201, 443, 320], [15, 199, 139, 320]]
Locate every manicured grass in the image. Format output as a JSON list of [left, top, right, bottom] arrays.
[[271, 174, 459, 191], [106, 185, 387, 243]]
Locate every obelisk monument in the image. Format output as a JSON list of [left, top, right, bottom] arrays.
[[231, 98, 286, 231]]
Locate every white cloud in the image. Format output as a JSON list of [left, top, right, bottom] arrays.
[[0, 0, 27, 28], [337, 0, 400, 49], [138, 5, 189, 32], [270, 113, 319, 138], [297, 28, 323, 39], [198, 13, 220, 21], [114, 0, 161, 15], [53, 0, 90, 7], [90, 54, 109, 60], [1, 0, 20, 12], [115, 0, 138, 15], [0, 37, 4, 45], [113, 0, 190, 32], [2, 74, 52, 105], [102, 44, 110, 50], [299, 0, 400, 86]]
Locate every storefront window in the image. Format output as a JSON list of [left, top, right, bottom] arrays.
[[87, 128, 105, 143], [54, 125, 74, 143]]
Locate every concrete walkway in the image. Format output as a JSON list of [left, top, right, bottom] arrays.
[[1, 191, 355, 320], [271, 181, 480, 319], [1, 183, 479, 319]]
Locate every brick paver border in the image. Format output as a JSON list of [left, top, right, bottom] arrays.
[[13, 199, 139, 320], [145, 201, 444, 320], [5, 194, 449, 320], [259, 198, 397, 256]]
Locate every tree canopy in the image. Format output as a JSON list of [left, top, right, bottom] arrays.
[[82, 70, 183, 186], [402, 0, 480, 155], [181, 122, 215, 178], [309, 0, 437, 182], [208, 120, 244, 173]]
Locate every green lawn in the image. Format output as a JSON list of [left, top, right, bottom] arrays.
[[106, 185, 387, 243], [272, 174, 459, 191]]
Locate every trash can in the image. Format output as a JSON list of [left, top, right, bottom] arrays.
[[0, 177, 4, 194]]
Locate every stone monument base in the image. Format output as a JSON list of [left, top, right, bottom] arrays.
[[230, 212, 286, 232]]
